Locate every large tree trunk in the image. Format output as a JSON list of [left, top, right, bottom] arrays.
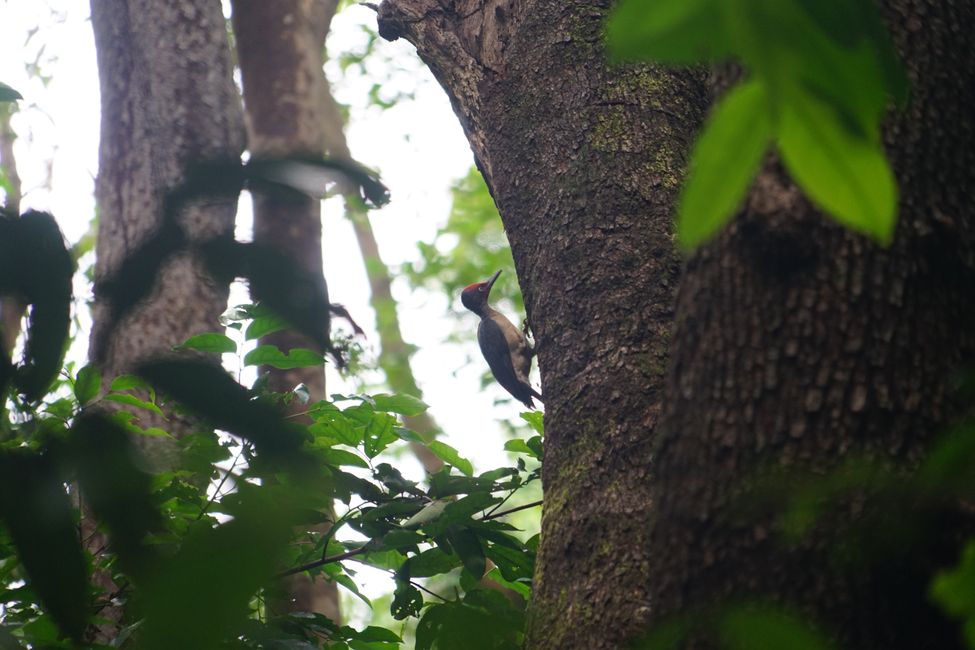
[[649, 3, 975, 649], [377, 2, 706, 648], [88, 0, 244, 642], [89, 0, 244, 416], [378, 0, 975, 648], [230, 0, 340, 622]]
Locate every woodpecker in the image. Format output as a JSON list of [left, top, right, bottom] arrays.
[[461, 270, 543, 409]]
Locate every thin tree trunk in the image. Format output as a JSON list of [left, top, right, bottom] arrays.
[[648, 3, 975, 648], [377, 2, 706, 648], [88, 0, 245, 641], [231, 0, 340, 621]]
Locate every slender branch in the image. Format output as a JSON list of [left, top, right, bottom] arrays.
[[482, 499, 542, 521], [276, 545, 371, 578], [197, 444, 245, 520]]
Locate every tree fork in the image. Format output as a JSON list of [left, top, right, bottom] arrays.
[[378, 2, 708, 647]]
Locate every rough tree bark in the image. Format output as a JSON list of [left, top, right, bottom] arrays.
[[231, 0, 340, 622], [89, 0, 245, 413], [649, 2, 975, 649], [377, 2, 707, 648], [88, 0, 245, 641]]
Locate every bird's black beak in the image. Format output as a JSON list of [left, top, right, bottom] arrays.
[[485, 269, 502, 293]]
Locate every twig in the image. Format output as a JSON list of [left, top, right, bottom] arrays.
[[482, 499, 542, 521], [276, 544, 371, 578]]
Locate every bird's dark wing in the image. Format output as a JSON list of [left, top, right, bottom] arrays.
[[477, 318, 536, 408]]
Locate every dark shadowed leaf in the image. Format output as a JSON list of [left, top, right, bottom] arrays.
[[0, 82, 23, 102], [390, 581, 423, 620], [446, 525, 486, 579], [720, 605, 837, 650], [8, 212, 74, 401], [73, 364, 101, 405], [138, 487, 291, 650], [71, 412, 162, 579], [0, 450, 87, 641], [135, 359, 308, 464]]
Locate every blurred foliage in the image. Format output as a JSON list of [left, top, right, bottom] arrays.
[[0, 163, 541, 649], [607, 0, 906, 249], [403, 167, 521, 323]]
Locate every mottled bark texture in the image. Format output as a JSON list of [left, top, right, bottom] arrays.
[[231, 0, 339, 621], [649, 2, 975, 649], [89, 0, 244, 442], [88, 0, 244, 642], [378, 2, 707, 648]]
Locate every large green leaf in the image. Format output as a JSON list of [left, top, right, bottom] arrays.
[[176, 332, 237, 354], [243, 345, 324, 369], [720, 605, 836, 650], [678, 79, 772, 249], [606, 0, 729, 63], [73, 363, 102, 405], [778, 92, 897, 244], [427, 441, 474, 477], [931, 541, 975, 647]]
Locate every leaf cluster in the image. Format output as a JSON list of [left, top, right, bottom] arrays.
[[607, 0, 906, 249]]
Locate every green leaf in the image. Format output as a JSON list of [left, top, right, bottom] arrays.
[[777, 89, 897, 244], [678, 79, 772, 250], [520, 411, 544, 435], [720, 605, 837, 650], [335, 573, 373, 608], [320, 447, 370, 469], [931, 541, 975, 647], [503, 439, 533, 455], [427, 441, 474, 477], [74, 364, 101, 405], [243, 345, 324, 369], [446, 526, 486, 579], [405, 547, 463, 578], [0, 82, 22, 102], [372, 393, 429, 417], [176, 332, 237, 354], [104, 392, 165, 417], [244, 311, 289, 340], [391, 581, 423, 620], [110, 374, 151, 392], [606, 0, 730, 64]]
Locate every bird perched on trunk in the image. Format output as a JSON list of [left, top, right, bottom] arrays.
[[461, 270, 543, 409]]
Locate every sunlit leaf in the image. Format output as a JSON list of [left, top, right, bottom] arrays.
[[372, 393, 428, 417], [244, 345, 324, 369], [778, 92, 897, 244], [176, 332, 237, 354], [427, 441, 474, 476], [931, 541, 975, 647], [678, 79, 771, 250]]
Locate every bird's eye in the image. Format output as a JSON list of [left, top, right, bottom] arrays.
[[478, 286, 484, 292]]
